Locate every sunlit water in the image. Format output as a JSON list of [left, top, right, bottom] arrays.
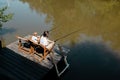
[[1, 0, 120, 79]]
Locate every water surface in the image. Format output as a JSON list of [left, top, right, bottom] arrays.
[[1, 0, 120, 79]]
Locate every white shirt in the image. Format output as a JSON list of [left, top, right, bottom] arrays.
[[40, 36, 49, 46], [31, 36, 38, 43]]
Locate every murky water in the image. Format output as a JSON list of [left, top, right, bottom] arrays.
[[1, 0, 120, 79]]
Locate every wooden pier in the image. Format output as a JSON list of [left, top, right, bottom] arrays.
[[0, 47, 49, 80], [7, 35, 62, 69], [0, 35, 69, 80]]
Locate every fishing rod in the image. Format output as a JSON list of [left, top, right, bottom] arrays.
[[39, 27, 58, 36], [41, 23, 60, 34], [49, 27, 58, 32], [54, 28, 81, 42]]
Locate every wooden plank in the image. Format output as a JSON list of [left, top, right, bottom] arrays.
[[0, 48, 48, 75], [0, 48, 49, 80]]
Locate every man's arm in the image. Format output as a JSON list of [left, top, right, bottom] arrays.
[[47, 39, 54, 43], [16, 36, 28, 41]]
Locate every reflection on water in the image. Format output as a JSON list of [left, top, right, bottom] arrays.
[[42, 41, 120, 80], [0, 27, 16, 35], [0, 27, 16, 47], [1, 0, 120, 79], [62, 42, 120, 80], [0, 0, 53, 45], [19, 0, 120, 53]]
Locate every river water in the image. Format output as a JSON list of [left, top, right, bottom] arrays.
[[0, 0, 120, 79]]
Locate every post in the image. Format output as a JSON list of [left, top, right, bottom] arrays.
[[18, 39, 22, 49], [0, 40, 2, 50]]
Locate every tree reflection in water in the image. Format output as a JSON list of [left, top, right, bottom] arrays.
[[20, 0, 120, 52]]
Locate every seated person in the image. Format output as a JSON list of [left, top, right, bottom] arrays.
[[40, 31, 55, 51], [30, 32, 40, 54], [40, 31, 55, 59], [31, 32, 39, 44]]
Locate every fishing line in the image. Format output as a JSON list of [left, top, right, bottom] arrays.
[[54, 28, 81, 42]]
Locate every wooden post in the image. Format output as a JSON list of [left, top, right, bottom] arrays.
[[18, 39, 22, 49], [0, 40, 2, 50], [30, 46, 34, 54]]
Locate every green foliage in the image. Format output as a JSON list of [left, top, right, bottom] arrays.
[[0, 6, 13, 27]]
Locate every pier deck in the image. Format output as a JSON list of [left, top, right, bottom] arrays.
[[0, 35, 62, 80]]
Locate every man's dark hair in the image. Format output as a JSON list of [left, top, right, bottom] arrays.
[[43, 31, 49, 37]]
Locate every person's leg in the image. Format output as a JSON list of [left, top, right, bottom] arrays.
[[39, 46, 48, 62], [43, 41, 55, 60], [46, 41, 55, 51]]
